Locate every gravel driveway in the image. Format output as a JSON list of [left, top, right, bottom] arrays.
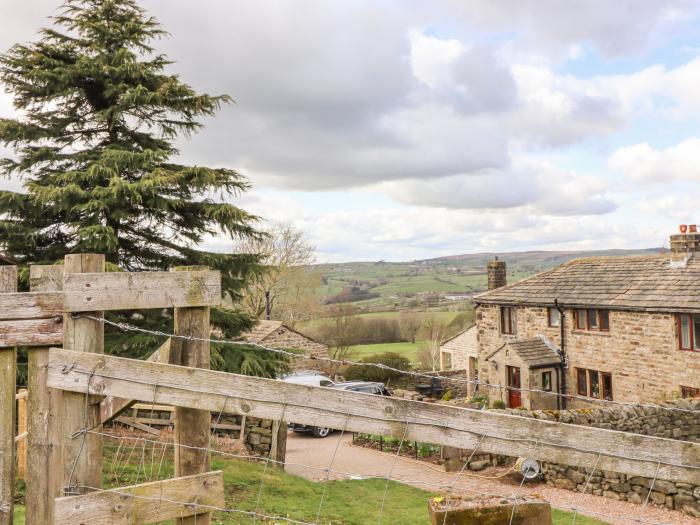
[[284, 431, 700, 525]]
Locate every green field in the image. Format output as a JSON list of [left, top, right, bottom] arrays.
[[349, 341, 423, 363], [299, 309, 468, 333], [313, 249, 657, 308], [13, 455, 607, 524]]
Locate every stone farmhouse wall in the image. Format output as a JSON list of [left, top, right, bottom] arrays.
[[476, 304, 700, 405], [500, 399, 700, 517]]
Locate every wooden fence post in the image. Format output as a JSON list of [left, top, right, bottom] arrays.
[[15, 390, 27, 481], [61, 254, 104, 496], [0, 265, 17, 525], [170, 266, 212, 525], [27, 264, 64, 524], [270, 420, 287, 469]]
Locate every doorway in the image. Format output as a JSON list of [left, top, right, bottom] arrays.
[[506, 365, 522, 408]]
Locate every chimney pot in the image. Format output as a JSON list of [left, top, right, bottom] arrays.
[[670, 226, 700, 267]]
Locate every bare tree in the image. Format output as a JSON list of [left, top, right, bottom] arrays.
[[235, 222, 320, 327], [423, 316, 445, 372], [399, 311, 422, 343], [317, 304, 361, 377]]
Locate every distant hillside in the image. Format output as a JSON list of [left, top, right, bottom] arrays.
[[417, 248, 661, 272], [313, 248, 660, 309]]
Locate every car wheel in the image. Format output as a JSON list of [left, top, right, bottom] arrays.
[[311, 426, 331, 438]]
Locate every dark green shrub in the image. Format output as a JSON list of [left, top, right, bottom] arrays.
[[345, 352, 412, 383], [491, 400, 506, 409]]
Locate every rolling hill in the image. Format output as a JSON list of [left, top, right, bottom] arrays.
[[313, 248, 660, 308]]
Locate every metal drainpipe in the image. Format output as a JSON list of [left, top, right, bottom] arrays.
[[555, 298, 567, 410]]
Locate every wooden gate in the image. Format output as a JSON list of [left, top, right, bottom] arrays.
[[0, 256, 224, 525]]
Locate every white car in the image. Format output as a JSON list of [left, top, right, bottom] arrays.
[[280, 370, 335, 387], [281, 371, 335, 437]]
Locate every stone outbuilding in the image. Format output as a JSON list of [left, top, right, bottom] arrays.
[[240, 320, 329, 371], [484, 336, 562, 409], [439, 325, 479, 396]]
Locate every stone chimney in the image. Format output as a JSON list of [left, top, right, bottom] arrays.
[[487, 256, 507, 290], [670, 224, 700, 268]]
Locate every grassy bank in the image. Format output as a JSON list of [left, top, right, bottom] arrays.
[[14, 453, 607, 524], [349, 341, 423, 364]]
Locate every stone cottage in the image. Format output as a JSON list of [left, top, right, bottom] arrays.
[[439, 325, 479, 396], [474, 228, 700, 409], [240, 320, 329, 370]]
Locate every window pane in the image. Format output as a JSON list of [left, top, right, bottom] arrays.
[[602, 373, 613, 400], [599, 310, 610, 331], [542, 372, 552, 391], [681, 386, 700, 398], [588, 309, 598, 329], [694, 315, 700, 350], [589, 370, 600, 398], [548, 308, 560, 327], [680, 315, 691, 349], [509, 308, 517, 335], [577, 369, 587, 396], [576, 309, 587, 329], [501, 307, 514, 334]]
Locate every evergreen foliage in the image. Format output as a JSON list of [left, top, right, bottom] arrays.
[[0, 0, 286, 377]]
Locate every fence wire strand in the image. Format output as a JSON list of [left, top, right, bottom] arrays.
[[82, 314, 700, 416]]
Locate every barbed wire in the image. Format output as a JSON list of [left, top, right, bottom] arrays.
[[80, 314, 700, 416]]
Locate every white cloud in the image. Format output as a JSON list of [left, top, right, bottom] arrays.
[[609, 139, 700, 182], [379, 159, 616, 216], [636, 195, 699, 223], [437, 0, 699, 60], [225, 190, 651, 262]]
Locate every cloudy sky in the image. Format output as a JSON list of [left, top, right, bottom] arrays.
[[3, 1, 700, 261]]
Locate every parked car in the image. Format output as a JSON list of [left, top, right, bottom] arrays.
[[329, 381, 392, 396], [286, 379, 392, 438], [280, 370, 335, 387]]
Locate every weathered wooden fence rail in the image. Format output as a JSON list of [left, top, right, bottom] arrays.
[[3, 254, 700, 524], [47, 348, 700, 486]]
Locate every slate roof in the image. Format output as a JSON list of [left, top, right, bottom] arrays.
[[507, 337, 562, 367], [240, 320, 326, 348], [241, 320, 284, 344], [475, 254, 700, 313]]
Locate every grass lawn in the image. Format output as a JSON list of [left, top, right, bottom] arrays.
[[13, 454, 607, 524], [349, 341, 423, 364]]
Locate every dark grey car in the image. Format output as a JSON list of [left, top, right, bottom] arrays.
[[289, 381, 391, 437]]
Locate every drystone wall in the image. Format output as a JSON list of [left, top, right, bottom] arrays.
[[501, 398, 700, 517], [243, 416, 275, 455], [395, 368, 469, 399]]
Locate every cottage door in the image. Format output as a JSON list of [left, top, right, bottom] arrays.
[[506, 365, 522, 408]]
